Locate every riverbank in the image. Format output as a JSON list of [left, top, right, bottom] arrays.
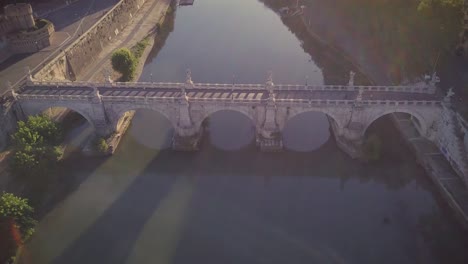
[[79, 0, 174, 82], [0, 0, 174, 226], [88, 0, 174, 154], [268, 1, 468, 228], [391, 114, 468, 228]]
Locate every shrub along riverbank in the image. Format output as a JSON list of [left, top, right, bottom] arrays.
[[111, 3, 175, 82]]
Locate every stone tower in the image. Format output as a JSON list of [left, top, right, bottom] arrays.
[[4, 3, 35, 31]]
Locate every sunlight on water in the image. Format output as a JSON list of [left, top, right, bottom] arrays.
[[18, 136, 166, 264], [126, 177, 194, 264]]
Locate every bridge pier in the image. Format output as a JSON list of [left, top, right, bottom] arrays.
[[256, 93, 284, 152], [172, 92, 203, 151], [330, 120, 365, 159], [256, 132, 283, 152], [172, 127, 203, 151]]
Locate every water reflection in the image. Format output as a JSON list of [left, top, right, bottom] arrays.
[[205, 110, 256, 151], [128, 109, 174, 149], [282, 112, 330, 152], [141, 0, 324, 84]]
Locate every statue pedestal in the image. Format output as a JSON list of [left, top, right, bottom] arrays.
[[256, 134, 283, 152], [172, 131, 202, 151]]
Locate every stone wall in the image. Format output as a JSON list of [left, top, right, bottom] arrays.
[[35, 0, 147, 81], [3, 3, 35, 32], [0, 103, 19, 150], [433, 106, 468, 185]]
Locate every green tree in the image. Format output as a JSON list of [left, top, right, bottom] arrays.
[[111, 48, 137, 81], [13, 115, 62, 146], [10, 115, 63, 176], [0, 192, 37, 263], [418, 0, 463, 11]]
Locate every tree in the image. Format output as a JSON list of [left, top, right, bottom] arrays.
[[10, 115, 63, 176], [418, 0, 463, 11], [111, 48, 137, 81], [0, 192, 37, 263], [13, 115, 62, 147]]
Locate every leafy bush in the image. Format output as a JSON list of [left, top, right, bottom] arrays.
[[96, 138, 109, 154], [111, 48, 137, 82], [131, 38, 150, 59]]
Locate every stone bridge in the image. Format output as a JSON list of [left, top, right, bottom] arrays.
[[11, 72, 450, 159]]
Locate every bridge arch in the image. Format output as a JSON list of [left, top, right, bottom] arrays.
[[283, 108, 344, 130], [199, 107, 257, 150], [27, 104, 96, 131], [111, 106, 177, 149], [363, 109, 428, 138], [197, 107, 257, 128], [110, 105, 178, 132], [282, 108, 342, 151]]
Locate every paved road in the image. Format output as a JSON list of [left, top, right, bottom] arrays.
[[0, 0, 116, 95]]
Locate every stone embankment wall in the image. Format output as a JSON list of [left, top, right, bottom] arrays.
[[0, 103, 20, 150], [432, 106, 468, 186], [35, 0, 147, 81]]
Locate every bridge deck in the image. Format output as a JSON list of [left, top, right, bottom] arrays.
[[19, 85, 442, 102]]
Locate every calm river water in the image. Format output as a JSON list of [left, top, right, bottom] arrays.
[[21, 0, 468, 263]]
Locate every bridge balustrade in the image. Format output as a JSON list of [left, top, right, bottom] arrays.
[[23, 81, 434, 94]]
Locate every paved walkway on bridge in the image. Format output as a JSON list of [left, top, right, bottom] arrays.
[[20, 83, 442, 103]]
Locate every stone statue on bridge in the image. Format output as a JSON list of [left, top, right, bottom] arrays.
[[348, 71, 355, 86], [185, 69, 194, 88], [444, 87, 455, 103], [266, 71, 274, 87]]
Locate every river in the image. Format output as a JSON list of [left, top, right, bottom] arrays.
[[20, 0, 468, 263]]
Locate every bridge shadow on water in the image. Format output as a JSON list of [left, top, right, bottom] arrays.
[[50, 115, 433, 263], [51, 153, 192, 263]]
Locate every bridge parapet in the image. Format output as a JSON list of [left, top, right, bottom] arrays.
[[23, 80, 437, 94], [16, 90, 444, 106], [16, 91, 443, 107]]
